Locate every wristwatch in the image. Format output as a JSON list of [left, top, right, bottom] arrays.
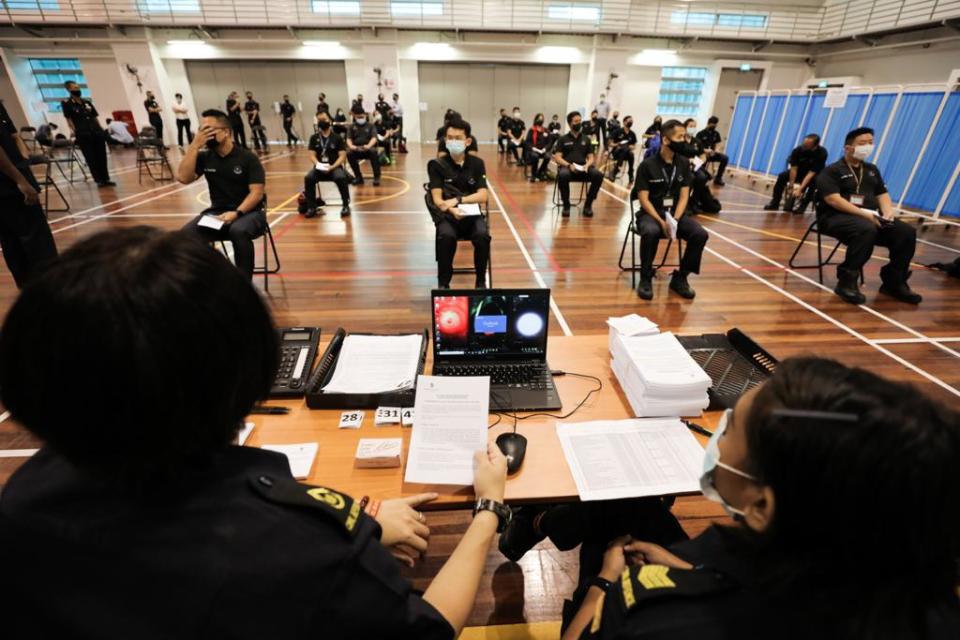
[[473, 498, 512, 533], [587, 576, 614, 592]]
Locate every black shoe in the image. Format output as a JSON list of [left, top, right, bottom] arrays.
[[529, 176, 537, 183], [98, 180, 117, 187], [304, 208, 317, 219], [340, 205, 351, 217], [352, 178, 364, 186], [879, 273, 922, 304], [763, 202, 779, 211], [834, 273, 866, 305], [561, 205, 571, 218], [316, 198, 326, 208], [636, 277, 653, 300], [714, 178, 725, 186], [498, 507, 546, 563], [583, 206, 594, 218], [669, 270, 696, 299], [438, 282, 450, 289], [475, 278, 486, 288], [372, 178, 380, 187]]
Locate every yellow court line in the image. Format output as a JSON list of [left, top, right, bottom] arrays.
[[460, 621, 562, 640]]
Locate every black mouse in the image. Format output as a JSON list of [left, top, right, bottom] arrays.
[[496, 432, 527, 475]]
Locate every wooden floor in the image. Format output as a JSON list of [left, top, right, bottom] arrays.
[[1, 142, 958, 628]]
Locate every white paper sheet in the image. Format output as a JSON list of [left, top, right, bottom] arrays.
[[198, 214, 224, 230], [557, 419, 704, 501], [321, 334, 423, 395], [261, 442, 318, 479], [692, 156, 705, 172], [404, 375, 489, 485], [315, 162, 331, 172], [457, 203, 482, 217], [606, 314, 659, 337], [665, 212, 678, 240], [237, 421, 255, 445], [571, 163, 586, 172]]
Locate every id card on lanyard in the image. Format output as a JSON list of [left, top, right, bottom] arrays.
[[847, 162, 864, 206], [662, 164, 677, 213], [317, 135, 332, 163]]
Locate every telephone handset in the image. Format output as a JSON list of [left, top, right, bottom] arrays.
[[305, 327, 347, 395]]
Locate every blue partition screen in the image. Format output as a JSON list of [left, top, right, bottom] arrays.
[[943, 178, 960, 217], [739, 95, 768, 168], [874, 91, 945, 201], [750, 95, 786, 172], [821, 94, 867, 162], [861, 93, 896, 150], [902, 92, 960, 212], [801, 93, 829, 142], [726, 94, 754, 167], [767, 94, 810, 175]]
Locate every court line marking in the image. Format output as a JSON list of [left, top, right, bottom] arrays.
[[597, 186, 960, 397], [0, 410, 8, 423], [870, 337, 960, 345], [0, 449, 39, 458], [486, 180, 573, 337], [196, 174, 411, 208]]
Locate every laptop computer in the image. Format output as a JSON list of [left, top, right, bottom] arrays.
[[430, 288, 562, 412]]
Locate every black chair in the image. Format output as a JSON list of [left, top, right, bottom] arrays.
[[551, 174, 586, 210], [46, 138, 88, 183], [423, 180, 493, 287], [19, 126, 39, 153], [136, 126, 173, 183], [216, 197, 281, 292], [788, 214, 863, 285], [29, 153, 69, 213], [619, 199, 684, 289]]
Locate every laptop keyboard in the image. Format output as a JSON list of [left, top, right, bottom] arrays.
[[434, 363, 554, 389]]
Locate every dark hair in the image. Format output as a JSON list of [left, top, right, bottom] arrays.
[[707, 115, 719, 125], [512, 106, 519, 110], [844, 127, 874, 145], [682, 117, 696, 127], [566, 110, 581, 125], [175, 93, 183, 99], [661, 118, 684, 137], [0, 228, 279, 486], [744, 357, 960, 637], [201, 108, 230, 127], [63, 80, 77, 88], [804, 133, 821, 145], [445, 116, 471, 138]]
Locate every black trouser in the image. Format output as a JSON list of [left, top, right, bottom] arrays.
[[436, 214, 490, 287], [395, 117, 404, 144], [149, 115, 164, 144], [176, 119, 194, 146], [704, 152, 728, 181], [818, 212, 916, 283], [525, 147, 550, 177], [636, 210, 708, 279], [771, 170, 815, 210], [304, 167, 351, 207], [507, 139, 524, 164], [498, 133, 509, 153], [0, 174, 58, 288], [557, 166, 603, 206], [231, 120, 246, 148], [596, 118, 607, 146], [283, 119, 298, 146], [347, 148, 380, 181], [378, 138, 392, 159], [182, 207, 267, 280], [75, 131, 110, 183], [612, 146, 635, 178], [249, 121, 267, 151]]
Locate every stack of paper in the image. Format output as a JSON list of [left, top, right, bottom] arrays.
[[321, 334, 423, 395], [607, 314, 659, 344], [355, 438, 402, 468], [610, 331, 711, 417]]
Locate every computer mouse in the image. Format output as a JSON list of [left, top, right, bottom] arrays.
[[496, 432, 527, 475]]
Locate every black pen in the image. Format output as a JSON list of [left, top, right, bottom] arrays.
[[250, 406, 290, 415], [682, 420, 713, 437]]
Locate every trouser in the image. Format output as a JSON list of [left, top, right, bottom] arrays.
[[498, 134, 509, 153], [525, 148, 550, 177], [436, 214, 490, 287], [596, 118, 607, 147], [249, 122, 268, 151], [0, 175, 58, 288], [378, 138, 392, 160], [691, 169, 722, 215], [636, 210, 708, 279], [347, 148, 381, 181], [557, 166, 603, 206], [75, 131, 110, 183], [612, 146, 635, 178], [395, 117, 404, 143], [704, 152, 728, 181], [176, 119, 194, 146], [149, 115, 164, 144], [181, 207, 267, 280], [304, 167, 351, 207], [231, 121, 246, 148], [508, 139, 524, 164], [771, 170, 815, 210], [283, 119, 299, 146], [818, 212, 917, 283]]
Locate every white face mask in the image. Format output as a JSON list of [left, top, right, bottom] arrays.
[[513, 111, 521, 118], [686, 126, 697, 136], [700, 409, 759, 518], [852, 144, 874, 161]]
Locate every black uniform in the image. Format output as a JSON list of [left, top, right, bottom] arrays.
[[244, 99, 268, 151], [583, 118, 601, 145], [333, 112, 348, 137], [770, 144, 828, 210], [524, 126, 552, 179], [427, 155, 490, 288], [225, 97, 246, 148], [305, 131, 350, 209], [280, 101, 299, 146], [144, 96, 164, 142], [181, 145, 267, 279], [507, 118, 526, 165], [61, 96, 111, 184], [375, 99, 391, 118], [554, 131, 604, 209], [347, 120, 380, 183], [643, 122, 661, 148], [548, 120, 562, 135], [610, 127, 638, 181], [376, 115, 397, 159], [0, 446, 455, 639], [816, 159, 916, 285], [695, 127, 729, 184], [497, 115, 513, 153], [316, 99, 329, 116], [0, 102, 57, 287], [630, 152, 708, 280]]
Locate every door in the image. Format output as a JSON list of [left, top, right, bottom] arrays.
[[713, 68, 764, 135]]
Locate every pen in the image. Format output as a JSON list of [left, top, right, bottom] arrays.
[[250, 406, 290, 415], [682, 420, 713, 437]]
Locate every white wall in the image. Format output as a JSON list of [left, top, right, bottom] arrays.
[[815, 40, 960, 86]]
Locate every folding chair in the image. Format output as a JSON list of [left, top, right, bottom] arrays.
[[619, 199, 683, 289], [217, 197, 281, 292], [136, 127, 174, 183], [47, 138, 88, 183], [30, 154, 69, 213], [788, 215, 863, 285], [423, 181, 493, 287], [551, 175, 586, 210]]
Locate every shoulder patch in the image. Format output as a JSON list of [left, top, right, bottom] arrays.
[[249, 475, 362, 538], [619, 565, 734, 611]]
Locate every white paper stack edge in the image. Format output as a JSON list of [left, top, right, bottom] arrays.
[[608, 318, 711, 417]]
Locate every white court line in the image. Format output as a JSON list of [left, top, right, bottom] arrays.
[[0, 410, 9, 423], [0, 449, 39, 458], [486, 181, 573, 337], [870, 337, 960, 345], [598, 186, 960, 397]]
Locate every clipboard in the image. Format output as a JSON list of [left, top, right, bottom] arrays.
[[305, 327, 429, 409]]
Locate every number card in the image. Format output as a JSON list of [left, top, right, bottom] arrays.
[[339, 411, 365, 429], [374, 406, 401, 426]]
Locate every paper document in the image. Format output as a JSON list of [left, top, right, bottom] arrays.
[[532, 147, 544, 155], [321, 334, 423, 395], [261, 442, 318, 479], [457, 203, 482, 217], [607, 314, 659, 337], [692, 156, 705, 172], [571, 163, 586, 172], [377, 134, 385, 141], [404, 375, 489, 485], [198, 214, 224, 231], [665, 212, 678, 240], [355, 438, 402, 468], [316, 162, 331, 172], [236, 422, 255, 446], [557, 419, 704, 501]]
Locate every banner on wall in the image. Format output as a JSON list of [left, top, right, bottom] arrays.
[[824, 88, 848, 109]]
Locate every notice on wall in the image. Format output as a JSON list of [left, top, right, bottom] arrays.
[[824, 87, 848, 109]]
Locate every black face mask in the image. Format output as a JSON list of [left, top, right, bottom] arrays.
[[571, 122, 582, 132], [70, 89, 82, 98], [318, 120, 331, 131], [624, 121, 633, 128], [206, 136, 220, 150], [666, 138, 698, 157], [534, 117, 544, 125]]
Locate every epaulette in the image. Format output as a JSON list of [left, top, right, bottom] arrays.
[[249, 474, 362, 539], [618, 564, 734, 611]]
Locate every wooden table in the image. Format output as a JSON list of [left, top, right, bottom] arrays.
[[246, 334, 716, 509]]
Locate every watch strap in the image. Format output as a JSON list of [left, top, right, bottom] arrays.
[[587, 576, 614, 592], [473, 498, 511, 533]]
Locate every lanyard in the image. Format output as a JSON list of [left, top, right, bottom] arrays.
[[661, 162, 677, 194], [844, 160, 863, 195]]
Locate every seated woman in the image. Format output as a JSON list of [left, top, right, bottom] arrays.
[[0, 227, 509, 639], [557, 357, 960, 638]]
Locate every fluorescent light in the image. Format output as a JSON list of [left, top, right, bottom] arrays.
[[740, 63, 752, 71], [302, 40, 340, 46], [534, 46, 581, 63], [167, 40, 208, 46], [547, 5, 601, 21], [642, 48, 677, 55], [411, 42, 453, 58], [311, 0, 360, 14], [392, 1, 442, 17]]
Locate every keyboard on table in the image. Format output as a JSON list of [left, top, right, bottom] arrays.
[[434, 363, 553, 388]]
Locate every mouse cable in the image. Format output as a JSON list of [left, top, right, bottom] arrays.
[[488, 372, 603, 429]]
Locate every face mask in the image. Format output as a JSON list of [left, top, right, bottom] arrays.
[[570, 122, 582, 133], [70, 89, 82, 98], [318, 121, 331, 131], [446, 139, 466, 156], [853, 144, 873, 160], [534, 117, 544, 125], [205, 135, 220, 150], [513, 112, 520, 118], [686, 126, 697, 135], [355, 118, 366, 125], [624, 121, 632, 128], [700, 409, 759, 519]]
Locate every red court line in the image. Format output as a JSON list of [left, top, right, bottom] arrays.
[[487, 169, 564, 272], [271, 212, 304, 241]]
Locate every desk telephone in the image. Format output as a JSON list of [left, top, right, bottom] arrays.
[[270, 327, 322, 398]]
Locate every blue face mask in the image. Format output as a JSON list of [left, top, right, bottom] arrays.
[[446, 139, 467, 156], [700, 409, 759, 518]]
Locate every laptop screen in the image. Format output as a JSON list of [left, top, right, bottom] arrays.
[[431, 289, 550, 361]]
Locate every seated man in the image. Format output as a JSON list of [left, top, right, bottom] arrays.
[[346, 108, 380, 186], [0, 226, 509, 639], [694, 115, 729, 186], [524, 113, 552, 182], [178, 109, 267, 281], [428, 116, 491, 289], [765, 133, 827, 214], [506, 108, 526, 166], [496, 108, 511, 154], [553, 111, 605, 218], [816, 127, 921, 305], [105, 118, 134, 147], [547, 113, 562, 136], [303, 110, 351, 218], [629, 118, 708, 301], [436, 109, 478, 159], [374, 110, 399, 163], [608, 115, 637, 183], [35, 122, 57, 147]]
